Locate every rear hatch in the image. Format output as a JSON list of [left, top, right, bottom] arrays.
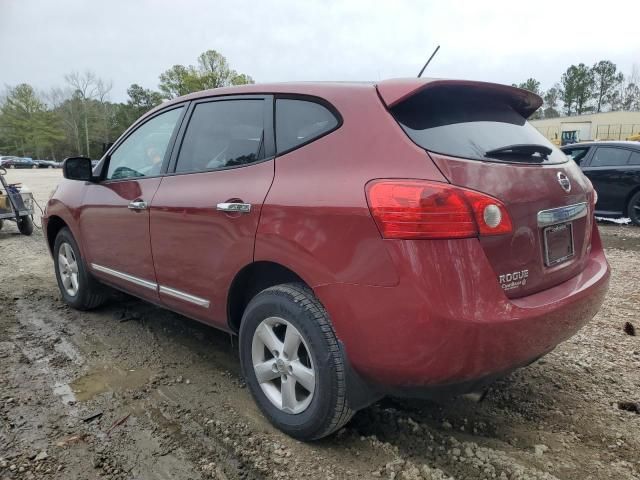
[[378, 79, 595, 298]]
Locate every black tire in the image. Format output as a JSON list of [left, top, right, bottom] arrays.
[[0, 219, 3, 231], [53, 227, 108, 310], [239, 283, 354, 440], [17, 215, 33, 236], [627, 191, 640, 226]]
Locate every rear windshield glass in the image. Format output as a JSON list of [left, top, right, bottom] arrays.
[[391, 87, 567, 164]]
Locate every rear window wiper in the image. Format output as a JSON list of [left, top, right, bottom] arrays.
[[485, 144, 552, 160]]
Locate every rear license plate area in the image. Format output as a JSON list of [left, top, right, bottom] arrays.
[[544, 222, 574, 267]]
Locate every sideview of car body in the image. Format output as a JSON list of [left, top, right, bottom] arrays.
[[43, 78, 610, 440]]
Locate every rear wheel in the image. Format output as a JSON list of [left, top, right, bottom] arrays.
[[239, 283, 354, 440], [627, 191, 640, 226], [17, 215, 33, 236], [54, 228, 108, 310]]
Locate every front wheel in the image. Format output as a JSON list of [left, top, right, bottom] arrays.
[[239, 283, 354, 440], [54, 228, 108, 310], [17, 215, 33, 236], [627, 191, 640, 226]]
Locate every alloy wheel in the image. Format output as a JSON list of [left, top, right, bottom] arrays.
[[251, 316, 316, 414], [58, 242, 79, 296]]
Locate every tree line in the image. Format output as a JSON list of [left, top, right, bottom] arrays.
[[513, 60, 640, 119], [0, 50, 253, 160], [2, 52, 639, 161]]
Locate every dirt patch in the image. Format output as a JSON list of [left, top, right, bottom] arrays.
[[1, 170, 639, 479]]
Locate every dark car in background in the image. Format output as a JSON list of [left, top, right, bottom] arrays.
[[2, 157, 37, 169], [34, 159, 61, 168], [0, 156, 19, 166], [562, 141, 640, 225]]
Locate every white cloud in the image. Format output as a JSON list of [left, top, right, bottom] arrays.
[[1, 0, 638, 101]]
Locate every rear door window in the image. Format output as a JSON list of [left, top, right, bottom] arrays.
[[590, 147, 631, 167], [275, 99, 338, 153], [175, 99, 265, 173], [390, 88, 567, 164]]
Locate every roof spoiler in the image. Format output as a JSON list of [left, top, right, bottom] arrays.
[[376, 78, 543, 119]]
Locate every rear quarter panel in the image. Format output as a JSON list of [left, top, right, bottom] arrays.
[[255, 86, 447, 287]]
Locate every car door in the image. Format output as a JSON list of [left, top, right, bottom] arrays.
[[582, 146, 632, 214], [80, 105, 186, 301], [150, 96, 275, 328]]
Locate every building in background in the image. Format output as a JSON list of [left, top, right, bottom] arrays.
[[531, 111, 640, 145]]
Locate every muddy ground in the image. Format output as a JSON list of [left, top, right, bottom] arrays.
[[1, 170, 639, 480]]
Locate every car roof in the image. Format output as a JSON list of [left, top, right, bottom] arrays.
[[164, 81, 375, 104], [562, 141, 640, 149], [150, 77, 542, 118]]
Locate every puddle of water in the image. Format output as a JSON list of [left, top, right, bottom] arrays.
[[70, 365, 153, 401]]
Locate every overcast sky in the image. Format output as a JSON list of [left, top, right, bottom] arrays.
[[1, 0, 638, 102]]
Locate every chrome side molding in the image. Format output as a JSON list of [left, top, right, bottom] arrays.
[[91, 263, 157, 290], [90, 264, 210, 308], [537, 202, 588, 227], [159, 286, 210, 308]]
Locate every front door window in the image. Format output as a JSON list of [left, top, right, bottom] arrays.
[[106, 107, 184, 180]]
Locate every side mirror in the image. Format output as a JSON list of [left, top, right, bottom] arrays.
[[63, 157, 94, 181]]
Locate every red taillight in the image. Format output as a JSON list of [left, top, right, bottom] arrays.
[[365, 180, 513, 239]]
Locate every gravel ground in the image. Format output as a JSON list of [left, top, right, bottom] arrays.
[[1, 170, 639, 480]]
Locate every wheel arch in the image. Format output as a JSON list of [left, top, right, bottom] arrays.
[[227, 261, 310, 333], [46, 215, 69, 254], [624, 185, 640, 216]]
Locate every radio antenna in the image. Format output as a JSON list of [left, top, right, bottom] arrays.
[[417, 45, 440, 78]]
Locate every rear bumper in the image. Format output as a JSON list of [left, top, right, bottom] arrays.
[[315, 224, 610, 391]]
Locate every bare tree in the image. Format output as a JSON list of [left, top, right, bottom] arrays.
[[47, 87, 82, 155], [64, 71, 112, 156]]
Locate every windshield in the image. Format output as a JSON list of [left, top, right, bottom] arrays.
[[391, 87, 567, 165]]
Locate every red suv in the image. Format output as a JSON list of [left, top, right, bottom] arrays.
[[43, 79, 610, 440]]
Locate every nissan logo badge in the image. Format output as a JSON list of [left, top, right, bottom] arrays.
[[557, 172, 571, 193]]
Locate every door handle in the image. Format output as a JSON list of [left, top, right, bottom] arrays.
[[128, 199, 148, 210], [216, 202, 251, 213]]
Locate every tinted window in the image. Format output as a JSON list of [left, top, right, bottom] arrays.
[[590, 147, 631, 167], [628, 151, 640, 165], [564, 147, 590, 165], [391, 88, 567, 164], [175, 100, 264, 173], [107, 107, 183, 180], [276, 99, 338, 153]]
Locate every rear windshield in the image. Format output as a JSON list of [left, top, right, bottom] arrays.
[[391, 87, 567, 165]]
